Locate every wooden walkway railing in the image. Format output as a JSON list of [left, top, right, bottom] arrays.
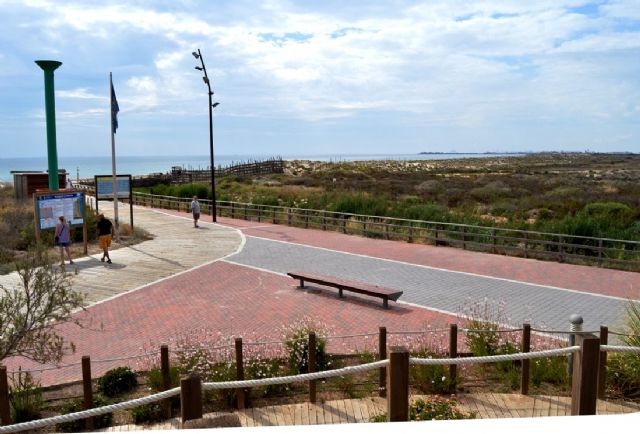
[[2, 324, 635, 429], [129, 192, 640, 271]]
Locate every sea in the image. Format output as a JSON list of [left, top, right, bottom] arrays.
[[0, 153, 524, 183]]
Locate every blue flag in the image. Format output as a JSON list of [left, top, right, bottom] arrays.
[[110, 77, 119, 134]]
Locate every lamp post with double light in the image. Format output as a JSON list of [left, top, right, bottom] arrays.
[[192, 49, 219, 222]]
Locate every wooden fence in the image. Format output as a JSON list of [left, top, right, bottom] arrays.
[[0, 324, 621, 427], [130, 192, 640, 271]]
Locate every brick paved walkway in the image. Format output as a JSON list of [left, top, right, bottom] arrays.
[[2, 205, 639, 387]]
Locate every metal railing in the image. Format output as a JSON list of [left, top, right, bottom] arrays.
[[129, 192, 640, 271]]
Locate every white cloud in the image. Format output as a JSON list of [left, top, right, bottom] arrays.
[[0, 0, 638, 156]]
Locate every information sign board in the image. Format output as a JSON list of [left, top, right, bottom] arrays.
[[95, 175, 131, 199], [35, 191, 85, 230]]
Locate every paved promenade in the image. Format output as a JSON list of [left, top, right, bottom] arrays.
[[2, 204, 639, 386]]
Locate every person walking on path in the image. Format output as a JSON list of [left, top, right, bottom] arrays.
[[97, 213, 114, 264], [191, 195, 201, 228], [54, 215, 74, 266]]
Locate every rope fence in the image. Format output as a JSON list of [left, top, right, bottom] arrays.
[[0, 335, 639, 431], [5, 324, 637, 376], [410, 346, 579, 365]]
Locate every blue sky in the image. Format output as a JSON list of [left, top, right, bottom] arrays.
[[0, 0, 639, 158]]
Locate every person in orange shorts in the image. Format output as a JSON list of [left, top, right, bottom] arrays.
[[96, 213, 114, 264]]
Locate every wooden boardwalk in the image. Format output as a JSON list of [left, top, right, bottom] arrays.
[[102, 393, 640, 430]]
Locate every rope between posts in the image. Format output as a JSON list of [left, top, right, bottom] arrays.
[[410, 346, 579, 366], [462, 328, 523, 333], [0, 387, 181, 434], [387, 328, 451, 335], [601, 345, 640, 354], [203, 359, 389, 390]]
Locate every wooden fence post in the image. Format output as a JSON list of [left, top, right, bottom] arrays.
[[180, 373, 203, 424], [235, 337, 246, 409], [0, 366, 11, 426], [597, 239, 604, 267], [379, 327, 387, 398], [387, 346, 409, 422], [571, 334, 600, 416], [308, 332, 317, 403], [598, 325, 608, 399], [462, 226, 467, 249], [82, 356, 94, 431], [520, 323, 531, 395], [449, 324, 458, 394], [161, 345, 172, 418]]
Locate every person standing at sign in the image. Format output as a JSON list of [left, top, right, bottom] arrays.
[[97, 213, 114, 264], [55, 215, 74, 266], [190, 196, 200, 228]]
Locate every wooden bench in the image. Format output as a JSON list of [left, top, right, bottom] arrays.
[[287, 271, 403, 309]]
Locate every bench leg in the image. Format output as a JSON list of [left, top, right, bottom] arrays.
[[298, 279, 305, 288], [338, 288, 344, 298], [383, 298, 389, 309]]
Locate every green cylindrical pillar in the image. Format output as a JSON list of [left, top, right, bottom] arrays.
[[35, 60, 62, 191]]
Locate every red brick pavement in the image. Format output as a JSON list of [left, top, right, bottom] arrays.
[[161, 208, 640, 299], [5, 261, 454, 386], [7, 207, 637, 387]]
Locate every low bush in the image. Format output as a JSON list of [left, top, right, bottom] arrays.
[[283, 318, 331, 374], [409, 350, 455, 395], [371, 396, 476, 422], [130, 402, 165, 424], [57, 395, 113, 432], [531, 356, 568, 388], [97, 367, 138, 397], [9, 370, 43, 423], [606, 300, 640, 397]]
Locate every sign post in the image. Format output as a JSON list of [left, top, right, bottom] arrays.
[[94, 175, 133, 231], [34, 190, 87, 254]]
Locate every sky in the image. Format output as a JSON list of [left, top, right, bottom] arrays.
[[0, 0, 639, 158]]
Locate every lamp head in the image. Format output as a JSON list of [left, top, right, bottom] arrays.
[[192, 51, 200, 59], [212, 102, 220, 108], [202, 76, 209, 84], [195, 66, 203, 71]]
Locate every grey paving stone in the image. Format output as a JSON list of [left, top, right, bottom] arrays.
[[226, 236, 631, 333]]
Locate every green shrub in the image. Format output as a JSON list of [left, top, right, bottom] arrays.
[[333, 374, 362, 399], [97, 367, 138, 397], [371, 396, 476, 422], [284, 323, 330, 375], [409, 350, 455, 395], [531, 357, 568, 388], [57, 395, 113, 432], [9, 370, 43, 423], [147, 366, 180, 392], [398, 203, 448, 222], [130, 402, 165, 424], [147, 366, 181, 413], [246, 359, 290, 398], [330, 194, 388, 216], [606, 300, 640, 397], [176, 184, 210, 200]]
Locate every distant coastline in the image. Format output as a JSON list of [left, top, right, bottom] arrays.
[[0, 153, 524, 183], [418, 151, 528, 155]]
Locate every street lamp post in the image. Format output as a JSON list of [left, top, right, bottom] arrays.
[[192, 49, 219, 222]]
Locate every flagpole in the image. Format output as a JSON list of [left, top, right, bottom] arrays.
[[110, 72, 120, 241]]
